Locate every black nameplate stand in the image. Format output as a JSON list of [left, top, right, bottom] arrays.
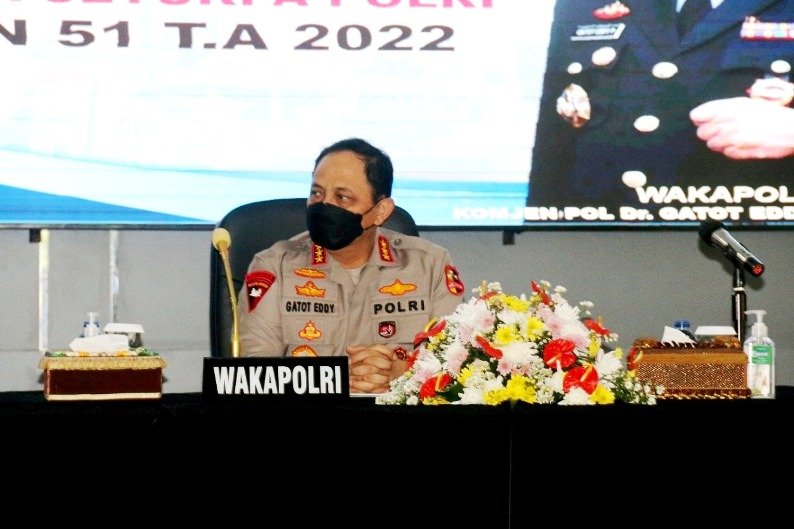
[[202, 357, 349, 402]]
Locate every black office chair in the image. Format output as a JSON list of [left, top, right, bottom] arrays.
[[209, 197, 420, 357]]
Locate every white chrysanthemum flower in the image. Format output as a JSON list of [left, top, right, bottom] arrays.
[[548, 368, 565, 393], [442, 340, 469, 376], [411, 351, 443, 385], [496, 308, 526, 328], [552, 302, 581, 324], [498, 341, 536, 371], [560, 387, 594, 405], [457, 386, 486, 404], [595, 350, 622, 376]]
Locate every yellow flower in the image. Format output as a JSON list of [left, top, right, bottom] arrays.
[[525, 316, 544, 340], [484, 390, 508, 405], [588, 338, 600, 358], [506, 375, 537, 404], [589, 384, 615, 404], [493, 325, 518, 345], [502, 295, 530, 313]]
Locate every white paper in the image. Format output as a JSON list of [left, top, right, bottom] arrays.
[[661, 326, 696, 345], [69, 334, 129, 354]]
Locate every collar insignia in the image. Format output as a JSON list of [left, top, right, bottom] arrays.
[[377, 235, 395, 263]]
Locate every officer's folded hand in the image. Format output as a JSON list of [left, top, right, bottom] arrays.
[[347, 344, 399, 394], [690, 96, 794, 160]]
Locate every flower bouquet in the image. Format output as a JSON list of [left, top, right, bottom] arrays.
[[376, 280, 661, 406]]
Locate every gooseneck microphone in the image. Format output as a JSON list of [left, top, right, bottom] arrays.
[[698, 220, 765, 278], [212, 227, 240, 358]]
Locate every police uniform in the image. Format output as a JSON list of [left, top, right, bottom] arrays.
[[237, 227, 465, 358], [527, 0, 794, 216]]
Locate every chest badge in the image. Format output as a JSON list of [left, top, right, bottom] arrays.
[[379, 321, 396, 338], [378, 279, 416, 296], [294, 267, 326, 279], [593, 1, 630, 20], [296, 281, 326, 297], [299, 321, 323, 341], [291, 345, 317, 357]]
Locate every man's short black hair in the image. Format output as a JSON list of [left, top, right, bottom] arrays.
[[314, 137, 393, 202]]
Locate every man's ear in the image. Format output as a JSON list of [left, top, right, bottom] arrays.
[[374, 197, 395, 226]]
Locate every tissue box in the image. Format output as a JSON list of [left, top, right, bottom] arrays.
[[39, 355, 166, 401]]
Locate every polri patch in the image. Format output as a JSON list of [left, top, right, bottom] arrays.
[[444, 265, 465, 296], [245, 270, 276, 313]]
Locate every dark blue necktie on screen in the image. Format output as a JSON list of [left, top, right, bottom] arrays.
[[677, 0, 712, 37]]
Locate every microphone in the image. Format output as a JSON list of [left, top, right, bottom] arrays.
[[698, 220, 765, 278], [212, 227, 240, 358], [212, 227, 231, 253]]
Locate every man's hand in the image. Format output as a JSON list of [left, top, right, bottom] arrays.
[[690, 97, 794, 160], [347, 344, 403, 394]]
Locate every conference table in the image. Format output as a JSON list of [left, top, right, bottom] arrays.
[[3, 388, 791, 525]]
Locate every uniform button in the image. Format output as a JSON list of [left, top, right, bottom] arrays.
[[652, 62, 678, 79], [622, 171, 647, 188], [567, 62, 583, 75], [634, 115, 660, 133], [771, 60, 791, 76], [591, 46, 617, 67]]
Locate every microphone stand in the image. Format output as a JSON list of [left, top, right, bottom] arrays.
[[732, 266, 746, 344], [217, 244, 241, 358]]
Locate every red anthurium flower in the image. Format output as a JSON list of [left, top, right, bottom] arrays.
[[584, 318, 611, 336], [405, 349, 421, 370], [419, 372, 453, 400], [531, 280, 551, 305], [627, 347, 642, 371], [543, 339, 576, 369], [475, 335, 503, 359], [563, 365, 599, 394], [413, 318, 447, 348]]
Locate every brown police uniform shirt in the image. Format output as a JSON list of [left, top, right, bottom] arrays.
[[237, 227, 465, 358]]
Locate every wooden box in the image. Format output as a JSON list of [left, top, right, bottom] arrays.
[[39, 355, 166, 401], [633, 345, 749, 399]]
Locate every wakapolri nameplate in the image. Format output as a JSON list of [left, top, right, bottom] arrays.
[[202, 357, 349, 401]]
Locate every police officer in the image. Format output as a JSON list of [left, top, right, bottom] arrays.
[[527, 0, 794, 221], [238, 138, 465, 394]]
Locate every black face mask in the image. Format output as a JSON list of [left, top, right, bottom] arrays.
[[306, 202, 372, 250]]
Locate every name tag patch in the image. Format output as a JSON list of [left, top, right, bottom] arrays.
[[284, 300, 335, 314], [571, 22, 625, 41]]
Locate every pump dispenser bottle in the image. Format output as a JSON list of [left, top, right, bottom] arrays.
[[744, 310, 775, 399]]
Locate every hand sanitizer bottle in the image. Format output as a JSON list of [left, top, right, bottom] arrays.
[[81, 312, 102, 338], [743, 310, 775, 399]]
